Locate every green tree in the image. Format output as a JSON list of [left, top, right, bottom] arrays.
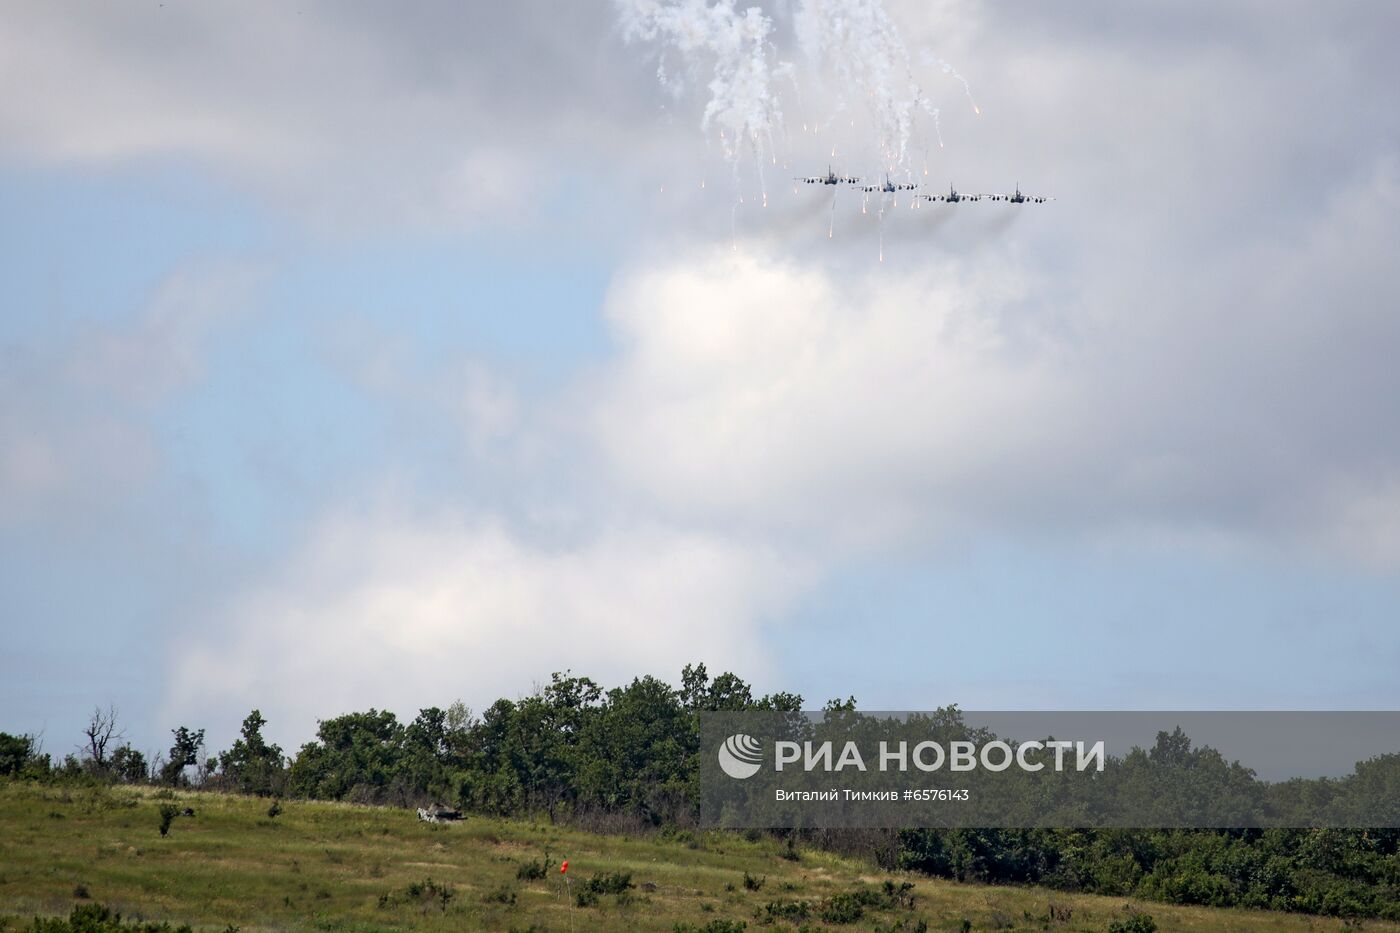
[[0, 732, 42, 777], [287, 709, 403, 802], [218, 710, 284, 796], [110, 744, 148, 784], [161, 726, 205, 786]]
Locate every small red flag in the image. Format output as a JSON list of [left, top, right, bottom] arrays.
[[560, 859, 569, 874]]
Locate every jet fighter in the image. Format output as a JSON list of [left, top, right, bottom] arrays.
[[919, 184, 985, 203], [859, 174, 918, 194], [987, 184, 1054, 204], [796, 165, 861, 185]]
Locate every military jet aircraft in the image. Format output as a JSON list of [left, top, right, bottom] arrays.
[[859, 174, 918, 194], [796, 165, 861, 185], [919, 184, 985, 204], [986, 184, 1054, 204]]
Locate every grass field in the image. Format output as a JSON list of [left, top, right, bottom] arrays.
[[0, 781, 1392, 932]]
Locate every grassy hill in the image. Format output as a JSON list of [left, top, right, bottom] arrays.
[[0, 781, 1392, 932]]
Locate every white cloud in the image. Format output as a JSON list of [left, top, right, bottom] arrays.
[[0, 1, 654, 231], [22, 0, 1391, 737], [166, 507, 808, 745], [587, 140, 1400, 562], [590, 247, 1077, 544]]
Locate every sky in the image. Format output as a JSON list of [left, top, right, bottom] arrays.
[[2, 0, 1399, 761]]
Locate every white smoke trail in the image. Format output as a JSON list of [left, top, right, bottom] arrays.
[[793, 0, 928, 170], [614, 0, 788, 162], [615, 0, 979, 239], [920, 50, 979, 114]]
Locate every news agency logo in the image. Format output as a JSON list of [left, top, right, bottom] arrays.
[[718, 734, 764, 779]]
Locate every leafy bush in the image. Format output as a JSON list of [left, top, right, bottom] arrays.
[[581, 871, 634, 896], [481, 884, 517, 906], [758, 899, 810, 923], [24, 903, 195, 932], [880, 880, 916, 909], [377, 877, 453, 911], [1107, 910, 1157, 933], [819, 889, 884, 924], [515, 856, 549, 881], [156, 804, 179, 837]]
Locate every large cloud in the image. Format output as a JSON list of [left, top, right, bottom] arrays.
[[6, 0, 1396, 743], [590, 246, 1076, 544], [0, 0, 656, 230], [590, 150, 1400, 566], [167, 508, 806, 746]]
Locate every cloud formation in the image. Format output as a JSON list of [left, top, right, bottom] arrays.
[[3, 0, 1399, 745], [169, 507, 807, 746]]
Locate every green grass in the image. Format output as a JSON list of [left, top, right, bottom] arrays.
[[0, 782, 1392, 932]]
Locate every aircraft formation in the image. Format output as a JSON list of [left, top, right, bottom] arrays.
[[795, 168, 1053, 204]]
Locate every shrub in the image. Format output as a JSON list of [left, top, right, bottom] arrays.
[[820, 891, 871, 924], [881, 880, 916, 909], [1107, 910, 1157, 933], [157, 804, 179, 837], [674, 921, 747, 933], [742, 872, 765, 891], [377, 877, 453, 911], [582, 872, 634, 896], [482, 884, 517, 906], [516, 857, 548, 881], [573, 871, 634, 907], [758, 899, 810, 922], [25, 903, 195, 932]]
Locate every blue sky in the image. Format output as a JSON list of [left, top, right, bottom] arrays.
[[2, 0, 1399, 760]]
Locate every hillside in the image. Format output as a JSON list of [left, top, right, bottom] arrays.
[[0, 782, 1392, 933]]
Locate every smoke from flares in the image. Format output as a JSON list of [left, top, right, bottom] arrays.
[[613, 0, 974, 175]]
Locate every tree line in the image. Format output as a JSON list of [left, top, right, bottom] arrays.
[[1, 664, 1396, 919]]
